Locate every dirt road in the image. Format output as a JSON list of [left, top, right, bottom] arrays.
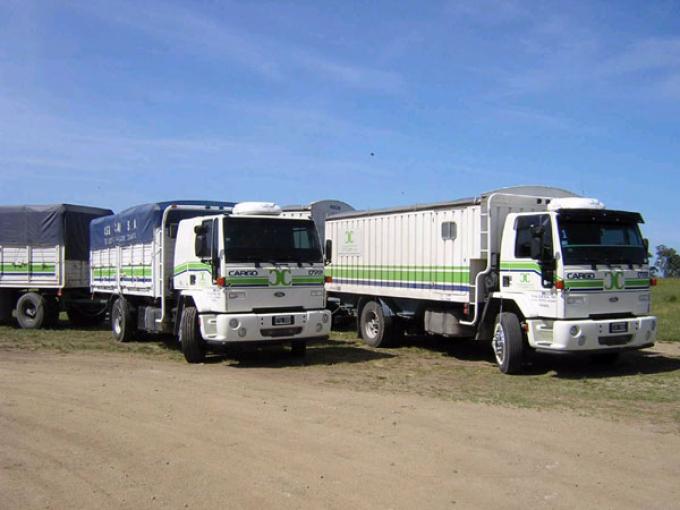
[[1, 350, 678, 509]]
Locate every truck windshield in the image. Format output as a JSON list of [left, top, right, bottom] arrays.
[[223, 218, 322, 264], [557, 213, 646, 265]]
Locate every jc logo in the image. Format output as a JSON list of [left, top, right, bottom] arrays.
[[269, 268, 292, 286], [604, 271, 624, 291]]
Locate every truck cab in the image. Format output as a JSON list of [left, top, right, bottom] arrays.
[[173, 202, 331, 362], [494, 197, 656, 369]]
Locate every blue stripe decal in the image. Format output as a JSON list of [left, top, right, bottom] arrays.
[[333, 278, 469, 292]]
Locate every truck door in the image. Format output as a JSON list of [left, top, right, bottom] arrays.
[[500, 214, 556, 317]]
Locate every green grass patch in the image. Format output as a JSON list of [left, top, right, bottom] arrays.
[[653, 278, 680, 342]]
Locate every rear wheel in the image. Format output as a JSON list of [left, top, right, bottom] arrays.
[[179, 306, 205, 363], [111, 297, 135, 342], [359, 300, 393, 348], [492, 312, 524, 374], [16, 292, 46, 329]]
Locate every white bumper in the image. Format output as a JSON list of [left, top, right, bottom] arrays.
[[526, 316, 657, 352], [198, 309, 331, 343]]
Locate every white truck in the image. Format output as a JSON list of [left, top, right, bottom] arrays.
[[0, 204, 113, 328], [90, 201, 331, 363], [324, 186, 657, 374]]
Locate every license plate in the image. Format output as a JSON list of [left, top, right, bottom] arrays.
[[273, 315, 294, 326], [609, 322, 628, 334]]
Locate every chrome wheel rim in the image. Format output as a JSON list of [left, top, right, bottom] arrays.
[[365, 311, 380, 340], [113, 308, 122, 336], [493, 323, 506, 365]]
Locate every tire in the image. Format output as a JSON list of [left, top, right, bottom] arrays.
[[179, 306, 205, 363], [590, 352, 620, 365], [291, 340, 307, 357], [67, 304, 106, 327], [359, 300, 393, 348], [492, 312, 524, 374], [111, 297, 135, 342], [16, 292, 46, 329]]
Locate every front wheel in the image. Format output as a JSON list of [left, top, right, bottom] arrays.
[[179, 306, 205, 363], [492, 312, 524, 374], [359, 300, 393, 348]]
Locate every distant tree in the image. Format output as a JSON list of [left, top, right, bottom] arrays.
[[655, 245, 680, 278]]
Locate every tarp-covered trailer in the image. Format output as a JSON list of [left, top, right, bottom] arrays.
[[89, 201, 235, 337], [0, 204, 113, 328]]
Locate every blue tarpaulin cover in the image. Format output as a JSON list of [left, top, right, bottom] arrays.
[[0, 204, 113, 260], [90, 201, 235, 250]]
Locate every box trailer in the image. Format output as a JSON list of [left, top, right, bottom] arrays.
[[90, 201, 331, 363], [0, 204, 113, 328], [281, 200, 354, 246], [324, 186, 657, 373]]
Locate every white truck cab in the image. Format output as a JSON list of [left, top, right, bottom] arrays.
[[173, 203, 331, 358], [496, 197, 655, 358]]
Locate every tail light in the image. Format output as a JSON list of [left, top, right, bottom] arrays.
[[324, 275, 333, 284], [555, 279, 565, 290], [650, 278, 657, 287], [215, 276, 226, 287]]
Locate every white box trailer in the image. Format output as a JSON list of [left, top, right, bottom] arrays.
[[0, 204, 113, 328], [324, 186, 657, 373], [281, 200, 354, 245], [91, 201, 331, 363]]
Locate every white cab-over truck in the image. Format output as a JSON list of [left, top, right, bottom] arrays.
[[90, 201, 331, 362], [0, 204, 113, 328], [324, 186, 657, 374]]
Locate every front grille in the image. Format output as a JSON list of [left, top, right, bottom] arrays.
[[252, 307, 305, 314], [598, 335, 633, 346], [260, 327, 303, 338], [590, 313, 635, 320]]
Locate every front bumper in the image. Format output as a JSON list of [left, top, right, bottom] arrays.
[[198, 309, 331, 343], [526, 316, 657, 353]]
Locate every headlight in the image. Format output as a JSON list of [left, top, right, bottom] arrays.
[[238, 327, 247, 337], [229, 291, 246, 299], [567, 296, 585, 305], [569, 326, 580, 337], [315, 323, 323, 332], [229, 318, 239, 328], [321, 313, 329, 324]]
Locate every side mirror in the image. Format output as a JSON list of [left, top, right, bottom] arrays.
[[643, 238, 649, 252], [168, 223, 178, 239], [324, 239, 333, 264], [530, 236, 543, 260]]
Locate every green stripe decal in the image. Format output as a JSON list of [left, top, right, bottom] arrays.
[[326, 265, 469, 284], [0, 263, 56, 273]]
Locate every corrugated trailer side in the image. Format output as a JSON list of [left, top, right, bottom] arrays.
[[325, 203, 482, 304]]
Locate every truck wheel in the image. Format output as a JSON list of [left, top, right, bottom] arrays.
[[16, 292, 46, 329], [179, 306, 205, 363], [359, 300, 393, 348], [492, 313, 524, 374], [111, 297, 135, 342], [67, 304, 106, 327], [291, 340, 307, 357]]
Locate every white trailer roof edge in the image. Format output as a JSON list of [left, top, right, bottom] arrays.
[[327, 186, 578, 220]]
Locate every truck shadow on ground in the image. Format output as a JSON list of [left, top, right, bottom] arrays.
[[201, 339, 396, 368], [389, 332, 680, 378]]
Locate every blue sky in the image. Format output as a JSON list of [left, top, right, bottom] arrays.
[[1, 0, 679, 248]]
